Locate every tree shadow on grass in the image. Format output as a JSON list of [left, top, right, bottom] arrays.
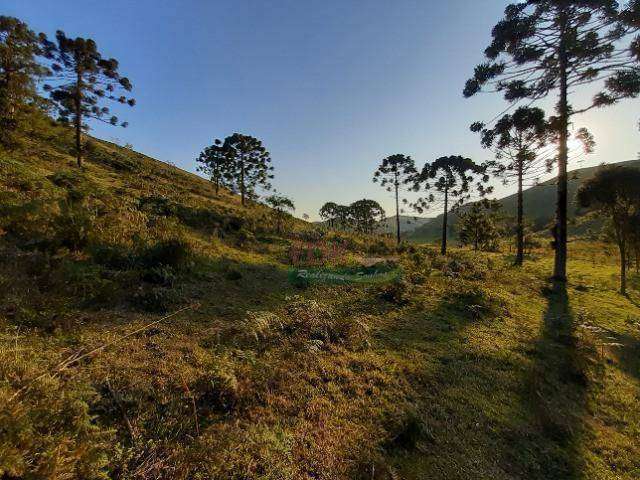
[[380, 280, 593, 479], [515, 280, 590, 479], [605, 331, 640, 383], [376, 285, 525, 477]]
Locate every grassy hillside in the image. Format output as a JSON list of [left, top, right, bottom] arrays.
[[377, 215, 434, 234], [1, 123, 639, 479], [409, 159, 640, 243]]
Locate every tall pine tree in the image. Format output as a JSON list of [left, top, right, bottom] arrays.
[[471, 107, 551, 265], [372, 154, 418, 245], [222, 133, 273, 206], [349, 199, 385, 234], [42, 31, 135, 167], [413, 156, 490, 255], [464, 1, 640, 281], [265, 194, 295, 234], [0, 16, 47, 145], [577, 166, 640, 294], [196, 139, 234, 196]]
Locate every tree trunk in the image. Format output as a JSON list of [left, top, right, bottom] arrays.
[[240, 158, 245, 206], [619, 240, 627, 295], [554, 9, 569, 281], [394, 176, 401, 246], [441, 187, 448, 255], [516, 158, 524, 266], [74, 62, 83, 168]]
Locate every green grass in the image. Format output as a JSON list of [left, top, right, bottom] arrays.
[[0, 121, 639, 479]]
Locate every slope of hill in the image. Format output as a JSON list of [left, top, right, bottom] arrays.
[[377, 215, 434, 234], [314, 215, 434, 234], [1, 121, 639, 480], [408, 159, 640, 243]]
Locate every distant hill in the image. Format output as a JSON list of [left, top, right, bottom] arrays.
[[314, 215, 434, 234], [408, 159, 640, 243], [377, 215, 434, 234]]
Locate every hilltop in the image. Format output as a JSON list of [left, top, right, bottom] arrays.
[[408, 159, 640, 243]]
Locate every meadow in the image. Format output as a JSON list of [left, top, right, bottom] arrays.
[[1, 125, 639, 479]]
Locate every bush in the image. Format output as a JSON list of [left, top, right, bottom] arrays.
[[389, 409, 426, 450], [56, 260, 121, 308], [47, 170, 97, 205], [431, 251, 490, 281], [366, 239, 392, 256], [376, 277, 410, 305], [193, 360, 240, 414], [53, 204, 93, 251], [0, 357, 112, 479], [90, 244, 134, 270], [139, 239, 192, 270], [234, 228, 255, 247], [138, 195, 177, 217], [141, 265, 178, 286], [129, 285, 179, 313], [224, 268, 243, 281], [443, 285, 506, 321], [241, 299, 371, 350]]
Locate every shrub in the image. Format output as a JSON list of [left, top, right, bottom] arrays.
[[366, 239, 392, 256], [56, 260, 121, 308], [224, 268, 243, 281], [234, 228, 255, 247], [129, 285, 179, 313], [241, 300, 371, 350], [443, 285, 506, 321], [389, 409, 426, 450], [53, 204, 94, 251], [90, 244, 134, 270], [240, 311, 283, 343], [432, 251, 490, 281], [193, 361, 240, 414], [139, 239, 192, 270], [0, 358, 112, 479], [290, 273, 310, 289], [48, 170, 93, 204], [376, 277, 410, 305], [48, 170, 81, 190], [141, 265, 178, 286], [138, 195, 177, 217]]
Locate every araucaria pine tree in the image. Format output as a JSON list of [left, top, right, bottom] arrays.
[[471, 107, 551, 265], [42, 31, 135, 167], [265, 194, 295, 234], [464, 1, 640, 281], [0, 16, 47, 145], [222, 133, 274, 206], [414, 156, 490, 255], [319, 202, 340, 229], [349, 199, 386, 234], [457, 199, 504, 252], [372, 154, 418, 245], [577, 166, 640, 294], [196, 139, 233, 195]]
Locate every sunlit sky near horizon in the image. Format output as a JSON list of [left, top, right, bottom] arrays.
[[5, 0, 640, 220]]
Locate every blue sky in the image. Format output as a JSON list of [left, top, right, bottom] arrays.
[[5, 0, 639, 219]]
